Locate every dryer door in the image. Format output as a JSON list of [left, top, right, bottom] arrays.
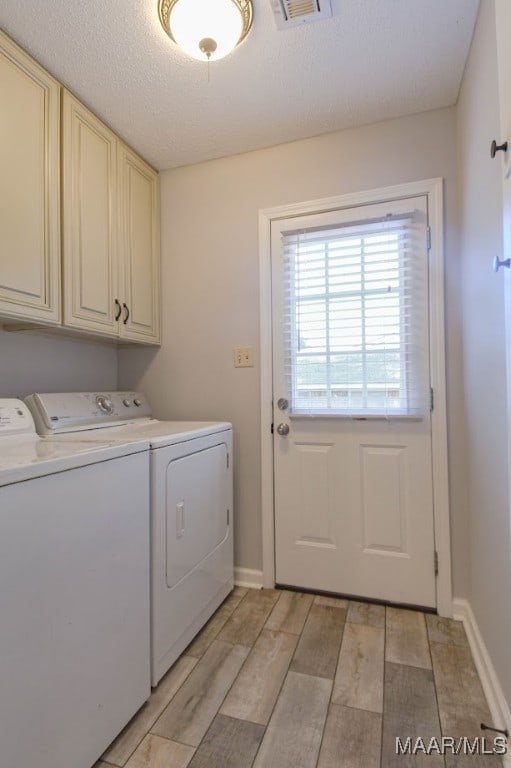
[[166, 443, 229, 588]]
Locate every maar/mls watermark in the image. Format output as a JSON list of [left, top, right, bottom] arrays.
[[395, 736, 508, 756]]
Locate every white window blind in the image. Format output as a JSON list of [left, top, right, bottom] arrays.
[[281, 209, 429, 417]]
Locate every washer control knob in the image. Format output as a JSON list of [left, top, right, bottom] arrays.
[[96, 395, 113, 414], [134, 398, 142, 407], [122, 398, 132, 407]]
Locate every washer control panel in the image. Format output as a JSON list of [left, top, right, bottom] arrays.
[[0, 399, 36, 436], [24, 392, 152, 435]]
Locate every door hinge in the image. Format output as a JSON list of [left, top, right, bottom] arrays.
[[227, 508, 230, 526], [227, 453, 230, 469], [271, 423, 274, 434], [430, 386, 434, 412], [427, 226, 431, 251], [434, 550, 439, 576]]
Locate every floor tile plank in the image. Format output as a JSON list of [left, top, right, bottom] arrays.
[[332, 622, 384, 713], [382, 662, 444, 767], [430, 642, 497, 742], [290, 603, 346, 679], [102, 656, 197, 766], [347, 600, 385, 628], [151, 640, 249, 747], [124, 734, 194, 768], [425, 615, 469, 648], [220, 629, 297, 725], [217, 589, 280, 646], [313, 594, 349, 609], [386, 607, 431, 669], [444, 752, 504, 768], [317, 704, 381, 768], [185, 588, 248, 659], [252, 671, 332, 768], [265, 590, 313, 635], [186, 714, 265, 768]]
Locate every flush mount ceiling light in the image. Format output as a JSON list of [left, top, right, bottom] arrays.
[[158, 0, 253, 62]]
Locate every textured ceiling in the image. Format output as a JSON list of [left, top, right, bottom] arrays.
[[0, 0, 479, 170]]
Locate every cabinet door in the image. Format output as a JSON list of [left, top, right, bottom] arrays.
[[118, 145, 161, 344], [62, 91, 119, 337], [0, 32, 60, 324]]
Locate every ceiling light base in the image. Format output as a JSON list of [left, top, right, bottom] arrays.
[[158, 0, 253, 61]]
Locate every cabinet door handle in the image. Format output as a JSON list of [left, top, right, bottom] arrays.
[[122, 303, 130, 324], [114, 298, 122, 321]]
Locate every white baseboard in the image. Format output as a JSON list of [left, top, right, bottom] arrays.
[[234, 567, 264, 589], [452, 598, 511, 766]]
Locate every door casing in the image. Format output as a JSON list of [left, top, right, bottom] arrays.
[[258, 178, 452, 617]]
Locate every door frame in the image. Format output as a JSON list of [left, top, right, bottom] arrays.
[[258, 178, 453, 616]]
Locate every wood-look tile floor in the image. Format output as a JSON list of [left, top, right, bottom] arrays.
[[96, 588, 503, 768]]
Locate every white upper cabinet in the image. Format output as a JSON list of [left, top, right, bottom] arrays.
[[0, 31, 61, 324], [62, 91, 161, 344], [62, 92, 119, 337], [118, 145, 160, 343]]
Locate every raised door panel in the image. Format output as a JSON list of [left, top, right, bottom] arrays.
[[0, 31, 60, 324], [62, 91, 118, 337], [118, 146, 160, 344]]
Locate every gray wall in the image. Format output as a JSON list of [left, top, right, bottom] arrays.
[[0, 328, 118, 397], [119, 106, 466, 592], [457, 0, 511, 707]]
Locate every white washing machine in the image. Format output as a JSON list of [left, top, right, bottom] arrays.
[[0, 399, 150, 768], [26, 391, 234, 686]]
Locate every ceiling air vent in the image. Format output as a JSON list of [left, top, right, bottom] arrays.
[[270, 0, 332, 30]]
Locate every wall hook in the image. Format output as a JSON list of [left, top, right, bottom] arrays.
[[493, 255, 511, 272], [490, 139, 508, 158], [490, 139, 507, 158]]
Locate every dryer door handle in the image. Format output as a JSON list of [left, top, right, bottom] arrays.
[[176, 501, 185, 538]]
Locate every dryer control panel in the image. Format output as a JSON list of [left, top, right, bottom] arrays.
[[24, 392, 152, 434]]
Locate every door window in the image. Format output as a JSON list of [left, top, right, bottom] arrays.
[[280, 202, 429, 417]]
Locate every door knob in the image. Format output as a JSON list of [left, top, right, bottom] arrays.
[[276, 423, 290, 436], [493, 255, 511, 272], [277, 398, 289, 411]]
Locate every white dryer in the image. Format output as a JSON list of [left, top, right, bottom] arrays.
[[26, 392, 234, 686], [0, 399, 150, 768]]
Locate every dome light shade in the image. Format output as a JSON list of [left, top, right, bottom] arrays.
[[158, 0, 253, 62]]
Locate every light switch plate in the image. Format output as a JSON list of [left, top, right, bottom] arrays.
[[234, 346, 253, 367]]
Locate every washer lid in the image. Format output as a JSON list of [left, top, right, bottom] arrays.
[[0, 435, 150, 487]]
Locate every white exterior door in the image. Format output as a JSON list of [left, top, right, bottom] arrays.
[[271, 195, 436, 607]]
